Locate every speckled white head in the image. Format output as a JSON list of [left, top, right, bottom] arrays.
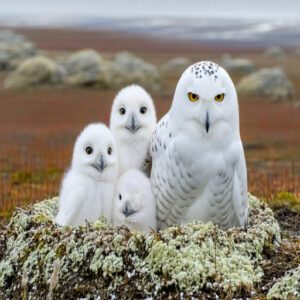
[[170, 61, 240, 136], [72, 123, 118, 181]]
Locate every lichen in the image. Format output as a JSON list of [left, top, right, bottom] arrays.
[[102, 254, 123, 277], [267, 265, 300, 299], [0, 194, 284, 298]]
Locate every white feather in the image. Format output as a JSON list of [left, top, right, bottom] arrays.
[[112, 169, 157, 232], [150, 61, 248, 230], [55, 123, 118, 226], [110, 85, 156, 176]]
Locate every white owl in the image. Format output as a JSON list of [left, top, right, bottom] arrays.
[[112, 169, 157, 232], [55, 123, 118, 226], [150, 61, 248, 230], [110, 85, 157, 176]]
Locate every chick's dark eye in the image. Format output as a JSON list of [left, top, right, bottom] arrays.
[[140, 106, 147, 114], [119, 194, 122, 200], [119, 108, 126, 115], [107, 147, 112, 155], [85, 146, 93, 155]]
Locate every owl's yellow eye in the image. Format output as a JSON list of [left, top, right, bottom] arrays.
[[215, 93, 225, 102], [188, 92, 199, 102]]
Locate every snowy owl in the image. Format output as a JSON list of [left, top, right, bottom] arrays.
[[150, 61, 248, 230], [110, 85, 156, 176], [55, 123, 118, 226], [112, 169, 157, 232]]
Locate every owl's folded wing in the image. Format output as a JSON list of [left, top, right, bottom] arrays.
[[232, 145, 248, 227], [205, 143, 248, 230]]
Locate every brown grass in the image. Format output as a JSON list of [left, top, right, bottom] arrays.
[[0, 87, 299, 221]]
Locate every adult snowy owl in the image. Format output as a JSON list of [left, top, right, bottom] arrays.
[[110, 85, 156, 176], [112, 169, 157, 232], [150, 61, 248, 230], [55, 123, 118, 226]]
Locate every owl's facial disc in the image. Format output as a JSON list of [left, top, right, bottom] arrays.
[[186, 63, 227, 133], [83, 143, 114, 175], [172, 61, 239, 138]]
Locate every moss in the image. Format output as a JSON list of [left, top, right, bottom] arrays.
[[271, 191, 300, 213], [0, 194, 286, 298], [267, 265, 300, 299]]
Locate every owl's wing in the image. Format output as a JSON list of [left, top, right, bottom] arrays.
[[205, 142, 248, 230], [150, 114, 172, 160], [232, 144, 248, 227], [55, 186, 86, 226], [151, 116, 199, 228], [143, 114, 171, 176]]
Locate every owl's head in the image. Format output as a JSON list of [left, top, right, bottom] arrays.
[[110, 85, 157, 142], [114, 169, 152, 220], [170, 61, 239, 136], [72, 123, 118, 180]]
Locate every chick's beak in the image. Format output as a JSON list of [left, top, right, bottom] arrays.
[[122, 201, 136, 217], [93, 154, 107, 173], [125, 112, 141, 134]]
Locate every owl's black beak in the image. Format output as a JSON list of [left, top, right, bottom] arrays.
[[92, 154, 106, 173], [125, 113, 141, 134], [99, 155, 106, 172], [205, 112, 210, 133], [123, 201, 136, 217]]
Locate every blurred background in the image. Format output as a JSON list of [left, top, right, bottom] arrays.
[[0, 0, 300, 222]]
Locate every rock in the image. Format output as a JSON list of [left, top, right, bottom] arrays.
[[267, 265, 300, 299], [221, 54, 256, 75], [4, 56, 65, 90], [0, 30, 38, 71], [0, 194, 281, 298], [110, 52, 160, 91], [161, 57, 192, 74], [264, 46, 286, 59], [236, 68, 295, 100], [293, 101, 300, 109], [64, 49, 110, 87]]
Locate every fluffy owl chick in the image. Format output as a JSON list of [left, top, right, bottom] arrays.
[[151, 61, 248, 230], [112, 169, 157, 232], [110, 85, 156, 176], [55, 123, 118, 226]]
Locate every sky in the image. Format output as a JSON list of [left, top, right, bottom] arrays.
[[0, 0, 300, 21], [1, 0, 299, 48]]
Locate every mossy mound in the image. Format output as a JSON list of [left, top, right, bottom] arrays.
[[0, 195, 282, 298], [267, 265, 300, 299]]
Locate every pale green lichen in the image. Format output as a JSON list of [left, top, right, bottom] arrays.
[[102, 253, 123, 277], [89, 249, 104, 274], [145, 216, 267, 294], [267, 265, 300, 300], [0, 194, 283, 298]]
